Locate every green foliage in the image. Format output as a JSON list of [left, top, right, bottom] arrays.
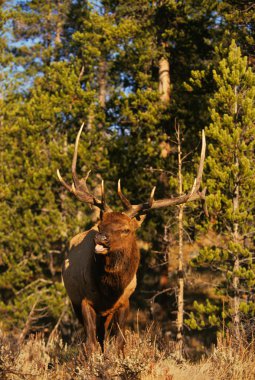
[[188, 40, 255, 330], [0, 0, 111, 332], [185, 299, 221, 330]]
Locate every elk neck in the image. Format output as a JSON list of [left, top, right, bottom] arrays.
[[94, 238, 140, 303]]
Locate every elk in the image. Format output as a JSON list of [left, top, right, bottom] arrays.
[[57, 124, 206, 352]]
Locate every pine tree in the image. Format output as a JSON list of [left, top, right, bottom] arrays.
[[5, 0, 72, 81], [188, 40, 255, 336], [0, 0, 111, 332], [218, 1, 255, 64]]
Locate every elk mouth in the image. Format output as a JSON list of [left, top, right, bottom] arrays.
[[94, 233, 110, 255], [94, 243, 109, 255]]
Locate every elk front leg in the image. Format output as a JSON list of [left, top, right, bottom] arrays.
[[96, 315, 107, 352], [113, 301, 129, 352], [81, 299, 97, 352]]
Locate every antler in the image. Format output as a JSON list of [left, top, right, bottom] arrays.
[[57, 123, 112, 212], [118, 130, 207, 218]]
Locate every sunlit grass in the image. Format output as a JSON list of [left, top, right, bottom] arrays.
[[0, 328, 255, 380]]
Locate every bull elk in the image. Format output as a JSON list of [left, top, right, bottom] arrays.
[[57, 124, 206, 352]]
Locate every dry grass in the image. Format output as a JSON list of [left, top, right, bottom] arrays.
[[0, 329, 255, 380]]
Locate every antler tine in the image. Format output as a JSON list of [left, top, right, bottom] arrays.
[[57, 169, 72, 192], [72, 122, 85, 186], [83, 169, 91, 182], [149, 186, 156, 208], [71, 182, 76, 193], [193, 129, 206, 192], [118, 179, 132, 210]]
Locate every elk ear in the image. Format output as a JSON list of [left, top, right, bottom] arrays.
[[132, 214, 146, 229]]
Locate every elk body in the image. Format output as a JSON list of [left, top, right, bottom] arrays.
[[57, 124, 206, 352], [62, 211, 143, 351]]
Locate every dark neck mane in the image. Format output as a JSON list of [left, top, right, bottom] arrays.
[[94, 240, 140, 304]]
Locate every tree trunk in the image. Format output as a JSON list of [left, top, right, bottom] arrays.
[[55, 21, 62, 44], [176, 126, 184, 358], [55, 1, 63, 45], [232, 159, 240, 338], [232, 85, 240, 339], [87, 106, 94, 130], [60, 132, 68, 238], [98, 59, 107, 108], [159, 57, 170, 105]]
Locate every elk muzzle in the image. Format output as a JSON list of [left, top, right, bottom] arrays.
[[94, 233, 109, 255]]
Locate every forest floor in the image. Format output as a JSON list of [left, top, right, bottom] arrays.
[[0, 329, 255, 380]]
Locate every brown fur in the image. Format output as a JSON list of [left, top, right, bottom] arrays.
[[62, 212, 142, 351]]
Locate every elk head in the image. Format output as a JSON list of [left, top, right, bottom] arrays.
[[94, 212, 142, 255]]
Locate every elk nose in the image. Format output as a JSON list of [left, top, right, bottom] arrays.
[[95, 233, 109, 246]]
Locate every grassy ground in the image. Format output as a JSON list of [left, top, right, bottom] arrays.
[[0, 329, 255, 380]]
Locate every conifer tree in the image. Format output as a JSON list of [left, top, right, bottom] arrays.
[[0, 0, 111, 332], [218, 1, 255, 63], [6, 0, 72, 81], [188, 40, 255, 336]]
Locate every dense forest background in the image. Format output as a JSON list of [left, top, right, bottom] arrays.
[[1, 0, 255, 353]]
